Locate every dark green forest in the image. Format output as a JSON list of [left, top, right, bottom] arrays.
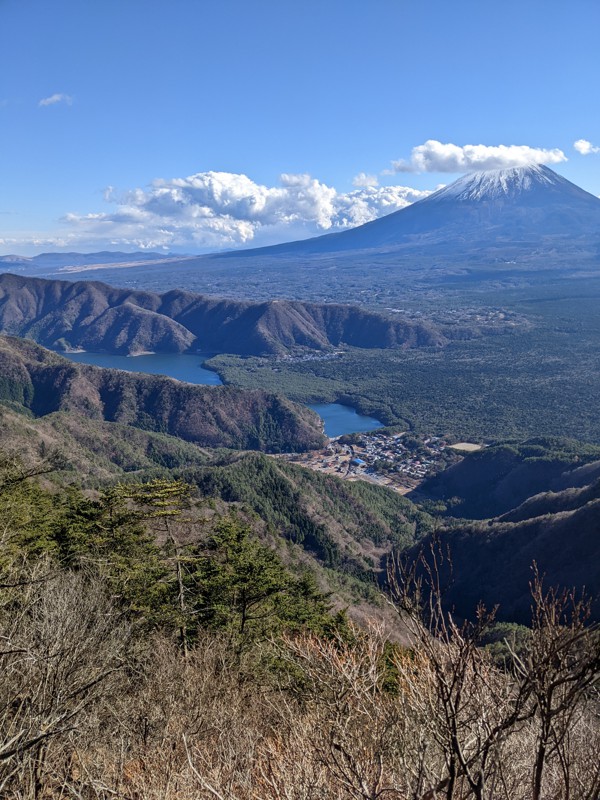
[[207, 283, 600, 442]]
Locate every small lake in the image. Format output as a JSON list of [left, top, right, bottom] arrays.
[[308, 403, 384, 438], [61, 351, 223, 385], [61, 352, 384, 437]]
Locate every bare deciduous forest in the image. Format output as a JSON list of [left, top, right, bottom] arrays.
[[1, 463, 598, 799]]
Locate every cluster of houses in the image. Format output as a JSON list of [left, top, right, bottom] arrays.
[[277, 350, 344, 363], [284, 431, 464, 493]]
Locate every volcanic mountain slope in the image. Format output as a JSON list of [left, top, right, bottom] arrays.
[[220, 164, 600, 257], [0, 336, 324, 452], [0, 273, 459, 356]]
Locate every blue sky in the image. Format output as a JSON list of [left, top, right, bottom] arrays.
[[1, 0, 599, 255]]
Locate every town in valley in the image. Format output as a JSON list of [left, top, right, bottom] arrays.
[[280, 429, 483, 493]]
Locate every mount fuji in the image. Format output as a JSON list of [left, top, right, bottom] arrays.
[[226, 164, 600, 258], [6, 166, 600, 297]]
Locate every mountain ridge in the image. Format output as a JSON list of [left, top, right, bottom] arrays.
[[0, 273, 474, 356], [0, 335, 325, 452], [414, 438, 600, 519]]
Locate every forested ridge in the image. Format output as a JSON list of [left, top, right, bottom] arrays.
[[416, 438, 600, 519], [0, 335, 325, 452], [0, 273, 461, 356]]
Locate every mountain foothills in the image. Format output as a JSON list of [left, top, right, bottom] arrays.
[[0, 273, 463, 356], [426, 495, 600, 623], [0, 335, 324, 451]]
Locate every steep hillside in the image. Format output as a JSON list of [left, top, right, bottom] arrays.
[[181, 452, 433, 582], [415, 438, 600, 518], [407, 436, 600, 623], [0, 403, 431, 576], [0, 336, 324, 452], [499, 478, 600, 522], [0, 405, 213, 482], [0, 273, 474, 356], [416, 499, 600, 623]]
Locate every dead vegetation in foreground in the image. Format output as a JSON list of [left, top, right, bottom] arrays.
[[1, 553, 599, 800]]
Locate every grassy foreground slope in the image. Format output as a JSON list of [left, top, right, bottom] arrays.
[[2, 438, 598, 800]]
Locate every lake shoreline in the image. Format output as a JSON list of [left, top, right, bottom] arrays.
[[60, 350, 385, 437]]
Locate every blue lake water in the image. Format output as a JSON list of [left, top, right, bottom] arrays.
[[62, 351, 223, 385], [61, 351, 384, 437], [308, 403, 384, 438]]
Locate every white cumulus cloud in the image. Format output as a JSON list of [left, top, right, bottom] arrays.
[[38, 93, 73, 107], [574, 139, 600, 156], [60, 170, 433, 251], [393, 139, 567, 173], [352, 172, 379, 188]]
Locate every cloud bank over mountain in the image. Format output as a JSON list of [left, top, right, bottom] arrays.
[[1, 140, 574, 255], [392, 140, 567, 173]]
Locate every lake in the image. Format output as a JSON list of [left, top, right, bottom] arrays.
[[308, 403, 384, 438], [62, 351, 223, 385], [61, 351, 384, 437]]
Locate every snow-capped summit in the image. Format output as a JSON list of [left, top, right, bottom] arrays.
[[234, 164, 600, 258], [425, 164, 573, 203]]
